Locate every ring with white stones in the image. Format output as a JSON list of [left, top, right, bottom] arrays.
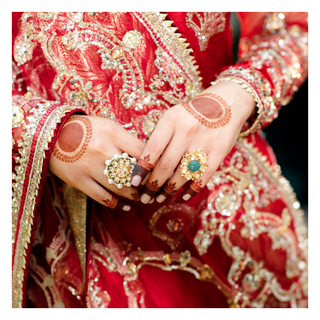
[[103, 153, 137, 189], [178, 148, 209, 181]]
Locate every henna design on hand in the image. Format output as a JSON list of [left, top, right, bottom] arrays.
[[142, 179, 160, 199], [137, 154, 153, 171], [156, 181, 177, 203], [183, 179, 203, 201], [146, 179, 160, 192], [131, 154, 153, 185], [164, 181, 177, 196], [102, 196, 118, 209], [182, 93, 231, 129], [131, 192, 141, 202], [102, 196, 130, 211], [53, 116, 93, 163]]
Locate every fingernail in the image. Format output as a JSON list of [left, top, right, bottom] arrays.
[[132, 175, 142, 187], [141, 194, 151, 204], [156, 194, 166, 203], [182, 194, 191, 201], [149, 198, 155, 204], [122, 205, 131, 211]]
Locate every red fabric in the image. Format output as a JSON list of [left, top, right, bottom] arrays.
[[237, 12, 308, 38], [12, 12, 308, 308]]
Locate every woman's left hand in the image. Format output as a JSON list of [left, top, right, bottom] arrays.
[[131, 81, 256, 204]]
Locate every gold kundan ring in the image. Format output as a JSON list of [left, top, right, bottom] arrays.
[[178, 148, 209, 181], [103, 153, 137, 189]]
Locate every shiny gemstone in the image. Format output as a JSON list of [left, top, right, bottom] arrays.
[[181, 159, 188, 166], [122, 30, 142, 49], [188, 160, 201, 172], [200, 156, 209, 164], [180, 167, 187, 174], [194, 173, 201, 179], [200, 165, 208, 173]]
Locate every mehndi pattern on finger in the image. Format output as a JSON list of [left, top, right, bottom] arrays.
[[156, 181, 178, 203], [131, 154, 153, 185], [142, 179, 161, 201], [102, 196, 130, 211], [183, 180, 204, 201], [130, 192, 141, 202], [182, 92, 231, 129], [146, 179, 161, 192], [102, 196, 118, 209], [164, 181, 177, 196]]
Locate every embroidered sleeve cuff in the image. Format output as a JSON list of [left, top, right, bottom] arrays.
[[212, 13, 308, 136]]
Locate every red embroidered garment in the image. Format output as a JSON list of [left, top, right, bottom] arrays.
[[12, 12, 308, 308]]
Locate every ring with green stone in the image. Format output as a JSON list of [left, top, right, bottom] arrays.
[[178, 148, 209, 181]]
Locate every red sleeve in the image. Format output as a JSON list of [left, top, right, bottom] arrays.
[[213, 12, 308, 136]]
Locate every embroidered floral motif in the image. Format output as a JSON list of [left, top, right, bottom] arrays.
[[186, 12, 226, 51], [122, 30, 143, 49], [14, 12, 203, 141], [12, 104, 25, 127], [28, 254, 65, 308], [193, 138, 308, 307]]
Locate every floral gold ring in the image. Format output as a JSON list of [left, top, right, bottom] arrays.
[[103, 153, 137, 189], [178, 148, 209, 181]]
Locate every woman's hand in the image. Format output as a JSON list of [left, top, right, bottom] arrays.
[[49, 115, 145, 211], [131, 81, 256, 204]]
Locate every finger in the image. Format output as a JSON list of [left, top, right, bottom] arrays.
[[78, 177, 131, 211], [155, 170, 186, 203], [91, 156, 141, 202], [131, 118, 174, 187], [139, 138, 187, 204], [115, 125, 145, 159], [181, 151, 220, 201], [156, 148, 211, 203]]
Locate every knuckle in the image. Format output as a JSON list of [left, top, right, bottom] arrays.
[[146, 139, 159, 154], [158, 158, 172, 172], [103, 120, 117, 136]]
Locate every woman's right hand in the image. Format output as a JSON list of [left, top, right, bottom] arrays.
[[49, 115, 145, 211]]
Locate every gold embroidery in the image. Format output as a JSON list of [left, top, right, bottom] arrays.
[[12, 101, 82, 308], [28, 254, 65, 308], [14, 12, 203, 140], [193, 138, 308, 307], [135, 12, 203, 99], [12, 104, 25, 127], [63, 183, 87, 284], [186, 12, 226, 51]]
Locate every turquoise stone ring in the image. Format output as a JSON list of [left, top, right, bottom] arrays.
[[188, 160, 201, 172], [178, 148, 209, 181]]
